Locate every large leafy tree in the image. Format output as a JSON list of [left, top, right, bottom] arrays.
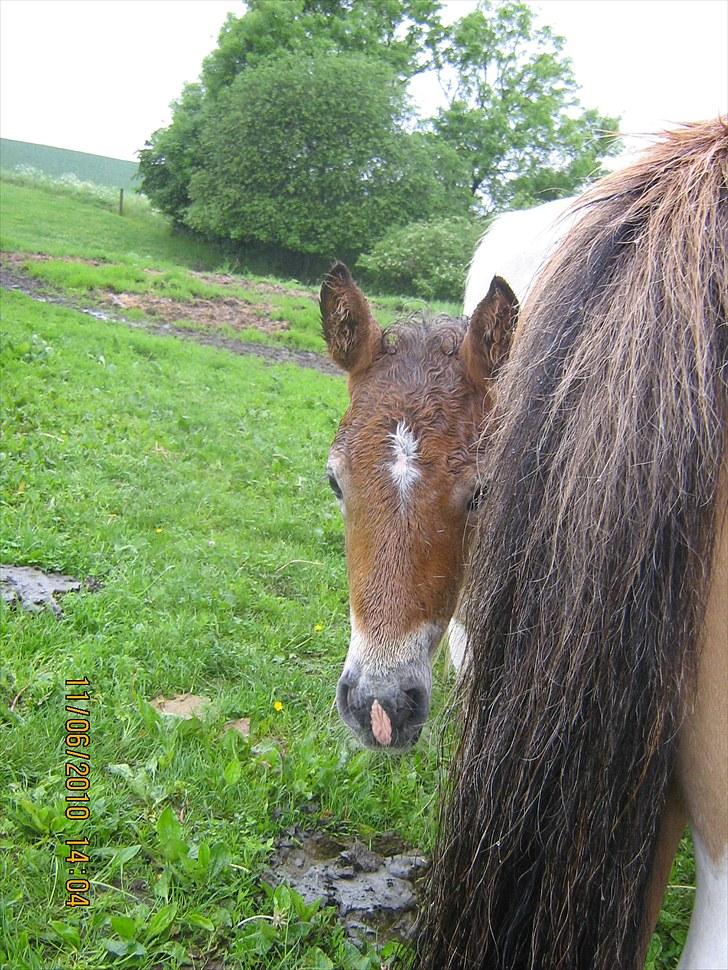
[[199, 0, 445, 96], [138, 0, 619, 268], [433, 2, 619, 210], [186, 52, 471, 262]]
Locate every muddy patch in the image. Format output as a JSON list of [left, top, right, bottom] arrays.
[[267, 827, 428, 943], [197, 271, 316, 303], [0, 260, 341, 376], [2, 252, 316, 313], [1, 252, 106, 267], [104, 292, 288, 335], [0, 565, 85, 616]]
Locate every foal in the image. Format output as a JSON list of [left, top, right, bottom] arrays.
[[320, 264, 516, 749]]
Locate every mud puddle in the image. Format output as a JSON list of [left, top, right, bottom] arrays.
[[2, 251, 297, 334], [267, 827, 428, 943], [0, 565, 95, 616]]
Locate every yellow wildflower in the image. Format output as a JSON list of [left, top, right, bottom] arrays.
[[273, 700, 283, 712]]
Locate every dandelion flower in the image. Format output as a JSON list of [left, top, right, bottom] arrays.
[[273, 700, 283, 712], [314, 623, 324, 633]]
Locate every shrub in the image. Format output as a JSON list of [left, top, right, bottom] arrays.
[[356, 217, 483, 302]]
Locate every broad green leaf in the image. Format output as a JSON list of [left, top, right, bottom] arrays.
[[145, 903, 178, 941], [156, 805, 181, 842], [49, 921, 80, 948], [185, 911, 215, 932], [223, 758, 241, 786], [110, 915, 137, 941]]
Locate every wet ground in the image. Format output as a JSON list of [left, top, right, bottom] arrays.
[[267, 827, 429, 943], [0, 564, 85, 616], [0, 260, 341, 377]]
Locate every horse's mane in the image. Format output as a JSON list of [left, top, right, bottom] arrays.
[[379, 313, 467, 358], [413, 119, 728, 969]]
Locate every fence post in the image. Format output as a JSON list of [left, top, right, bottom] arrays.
[[119, 188, 124, 216]]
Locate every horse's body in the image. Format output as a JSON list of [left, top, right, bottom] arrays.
[[417, 120, 728, 970], [462, 197, 728, 970], [321, 119, 727, 967], [463, 195, 577, 315]]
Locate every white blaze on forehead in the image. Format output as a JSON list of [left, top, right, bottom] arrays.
[[388, 421, 420, 496], [370, 699, 392, 746]]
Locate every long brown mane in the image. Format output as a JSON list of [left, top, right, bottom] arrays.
[[413, 120, 728, 969]]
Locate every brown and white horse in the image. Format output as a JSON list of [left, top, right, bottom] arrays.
[[322, 119, 728, 968], [320, 264, 517, 750]]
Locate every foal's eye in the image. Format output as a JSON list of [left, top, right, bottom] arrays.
[[327, 472, 343, 501]]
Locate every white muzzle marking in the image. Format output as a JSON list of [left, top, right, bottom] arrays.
[[346, 615, 445, 674]]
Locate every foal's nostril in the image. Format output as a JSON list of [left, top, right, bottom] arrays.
[[336, 676, 354, 717], [403, 686, 428, 722], [336, 667, 432, 748]]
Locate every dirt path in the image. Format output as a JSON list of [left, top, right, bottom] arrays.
[[0, 261, 341, 377]]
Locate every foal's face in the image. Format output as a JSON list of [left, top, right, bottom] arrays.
[[321, 264, 516, 750]]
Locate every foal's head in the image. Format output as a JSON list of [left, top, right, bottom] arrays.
[[321, 263, 517, 750]]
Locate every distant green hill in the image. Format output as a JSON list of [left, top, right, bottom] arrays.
[[0, 138, 138, 190]]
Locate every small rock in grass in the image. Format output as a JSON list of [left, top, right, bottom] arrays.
[[0, 564, 81, 617], [150, 693, 209, 719], [224, 717, 251, 738]]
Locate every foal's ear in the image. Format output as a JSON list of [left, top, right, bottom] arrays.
[[462, 275, 518, 381], [320, 262, 380, 374]]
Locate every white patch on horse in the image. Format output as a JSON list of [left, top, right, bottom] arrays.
[[346, 612, 444, 674], [678, 837, 728, 969], [388, 422, 420, 498], [463, 196, 579, 315], [447, 617, 469, 674]]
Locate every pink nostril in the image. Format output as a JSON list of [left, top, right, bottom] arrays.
[[371, 699, 392, 746]]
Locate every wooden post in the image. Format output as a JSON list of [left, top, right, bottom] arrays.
[[119, 188, 124, 216]]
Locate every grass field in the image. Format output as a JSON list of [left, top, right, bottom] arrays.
[[0, 288, 449, 969], [0, 172, 461, 355], [0, 174, 695, 969]]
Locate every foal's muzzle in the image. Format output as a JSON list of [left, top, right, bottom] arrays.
[[336, 664, 432, 751]]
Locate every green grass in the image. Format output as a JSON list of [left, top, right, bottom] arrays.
[[0, 291, 447, 968], [0, 173, 462, 355], [0, 178, 221, 270], [19, 257, 257, 302]]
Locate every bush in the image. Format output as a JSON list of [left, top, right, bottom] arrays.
[[184, 53, 471, 265], [356, 217, 482, 302]]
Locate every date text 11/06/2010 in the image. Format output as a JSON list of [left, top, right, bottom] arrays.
[[64, 677, 91, 908]]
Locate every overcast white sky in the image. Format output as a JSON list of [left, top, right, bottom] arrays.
[[1, 0, 726, 163]]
